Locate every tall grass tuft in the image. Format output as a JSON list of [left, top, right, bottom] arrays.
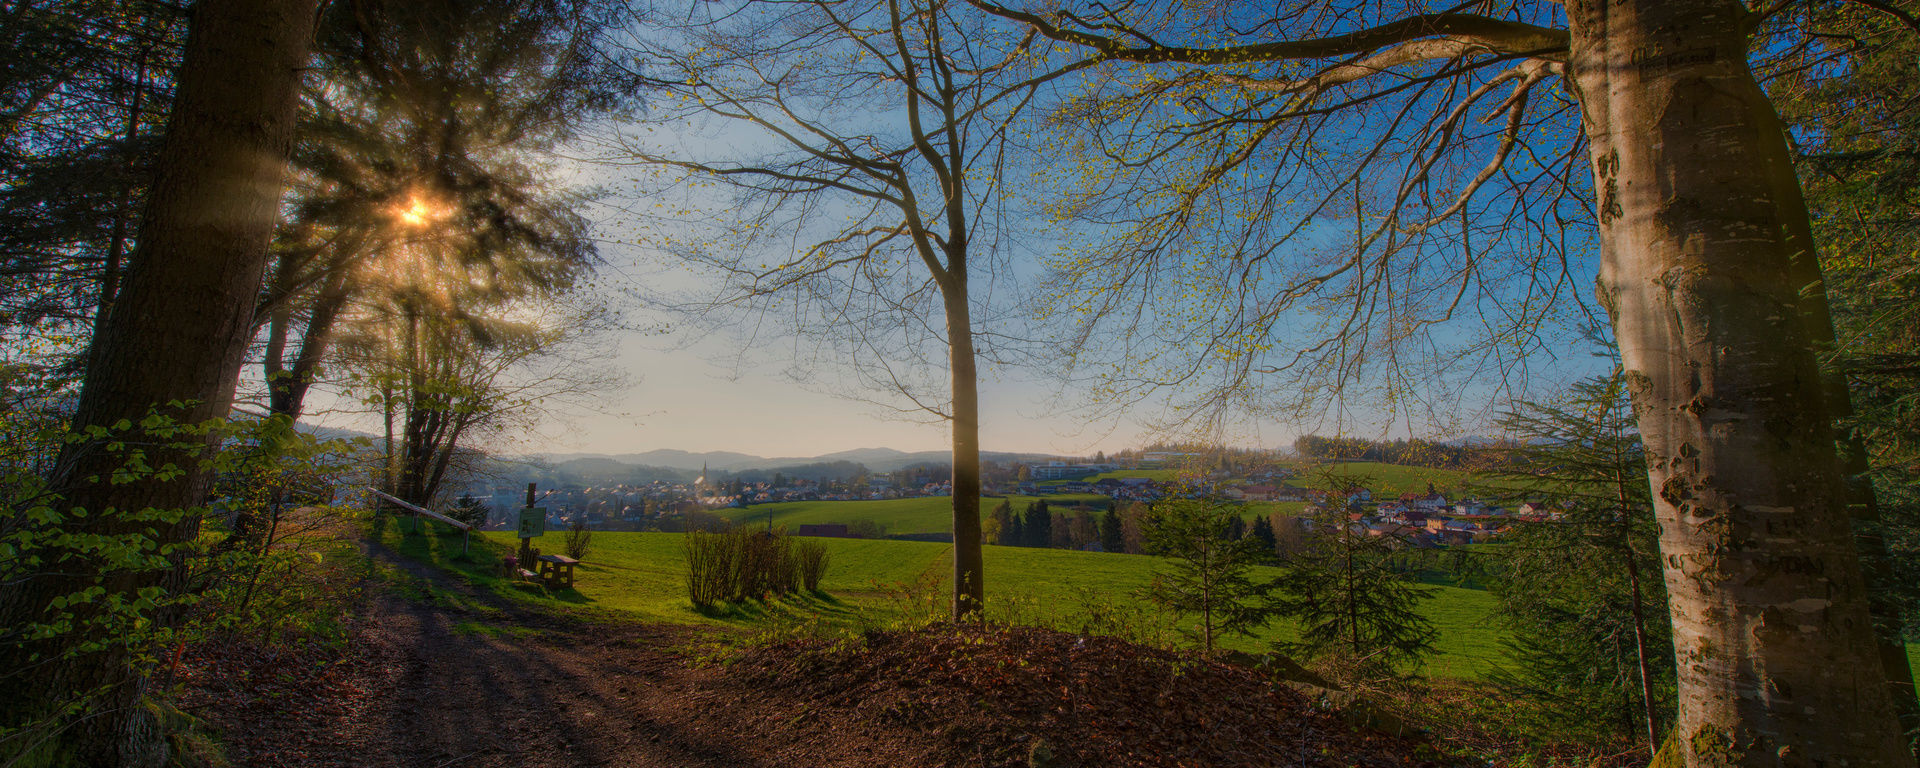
[[794, 539, 829, 591], [684, 527, 825, 607], [685, 530, 737, 607]]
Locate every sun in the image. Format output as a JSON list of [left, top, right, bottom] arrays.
[[390, 191, 447, 228]]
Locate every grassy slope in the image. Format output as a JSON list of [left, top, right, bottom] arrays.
[[444, 527, 1505, 677], [715, 494, 1110, 535], [1039, 468, 1191, 485], [1317, 461, 1472, 496], [389, 522, 1920, 689]]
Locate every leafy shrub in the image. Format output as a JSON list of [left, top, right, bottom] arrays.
[[794, 539, 829, 591]]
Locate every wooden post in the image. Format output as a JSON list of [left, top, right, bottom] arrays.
[[519, 482, 535, 566]]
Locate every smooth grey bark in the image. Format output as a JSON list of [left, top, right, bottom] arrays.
[[1569, 0, 1909, 764], [0, 0, 316, 765], [944, 258, 985, 618]]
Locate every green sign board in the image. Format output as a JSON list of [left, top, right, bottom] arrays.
[[517, 507, 547, 539]]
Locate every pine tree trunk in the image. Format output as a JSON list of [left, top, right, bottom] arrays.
[[0, 1, 316, 765], [1568, 0, 1909, 763]]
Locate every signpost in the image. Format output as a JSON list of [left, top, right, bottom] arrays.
[[518, 482, 541, 567]]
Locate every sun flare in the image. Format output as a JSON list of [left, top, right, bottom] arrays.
[[390, 192, 446, 228]]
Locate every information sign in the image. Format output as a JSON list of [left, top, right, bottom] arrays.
[[517, 507, 547, 539]]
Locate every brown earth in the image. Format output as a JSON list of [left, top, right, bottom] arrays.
[[173, 542, 1466, 768]]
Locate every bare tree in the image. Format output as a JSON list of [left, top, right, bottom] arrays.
[[973, 0, 1913, 763], [617, 0, 1083, 617]]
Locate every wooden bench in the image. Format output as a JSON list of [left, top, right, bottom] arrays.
[[536, 554, 579, 590]]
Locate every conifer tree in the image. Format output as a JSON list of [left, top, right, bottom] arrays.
[[1473, 373, 1672, 750], [1248, 515, 1277, 559], [991, 500, 1018, 546], [1141, 498, 1279, 653], [1273, 500, 1436, 680], [1025, 499, 1052, 548], [1100, 506, 1124, 553]]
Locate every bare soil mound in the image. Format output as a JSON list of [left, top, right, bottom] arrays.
[[725, 625, 1450, 768], [173, 541, 1464, 767]]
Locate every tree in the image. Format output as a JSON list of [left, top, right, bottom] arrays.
[[1140, 498, 1278, 653], [975, 0, 1913, 759], [1474, 372, 1672, 751], [1024, 499, 1053, 548], [0, 1, 318, 764], [341, 299, 611, 509], [452, 493, 490, 529], [1273, 503, 1436, 682], [1767, 3, 1920, 737], [0, 1, 187, 354], [1099, 505, 1123, 553], [994, 499, 1021, 546], [258, 0, 620, 423], [622, 0, 1082, 618], [1247, 514, 1276, 558]]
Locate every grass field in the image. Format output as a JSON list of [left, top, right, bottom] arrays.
[[1316, 462, 1472, 496], [381, 521, 1509, 678], [1039, 468, 1192, 485], [715, 494, 1111, 535]]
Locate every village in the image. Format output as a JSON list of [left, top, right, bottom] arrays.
[[461, 453, 1557, 550]]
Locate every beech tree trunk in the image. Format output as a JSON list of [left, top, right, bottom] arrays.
[[1569, 0, 1909, 763], [0, 1, 316, 765], [945, 252, 985, 619]]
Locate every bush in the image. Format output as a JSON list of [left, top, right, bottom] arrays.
[[685, 529, 737, 607], [682, 527, 825, 607], [563, 518, 593, 560], [794, 540, 829, 591]]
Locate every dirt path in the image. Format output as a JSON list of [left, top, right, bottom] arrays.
[[178, 537, 1458, 767], [180, 541, 928, 768]]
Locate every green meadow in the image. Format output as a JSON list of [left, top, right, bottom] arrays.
[[382, 522, 1508, 678], [715, 494, 1111, 535], [1315, 461, 1472, 496], [1039, 468, 1191, 485]]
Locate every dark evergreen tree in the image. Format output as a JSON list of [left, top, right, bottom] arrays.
[[1471, 373, 1673, 750], [1100, 506, 1123, 553], [1273, 501, 1436, 681], [1226, 512, 1246, 541], [1140, 498, 1279, 653], [992, 500, 1018, 546], [1025, 499, 1052, 548], [452, 493, 489, 528], [1248, 514, 1276, 558]]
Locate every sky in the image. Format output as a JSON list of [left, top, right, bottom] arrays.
[[297, 4, 1611, 461]]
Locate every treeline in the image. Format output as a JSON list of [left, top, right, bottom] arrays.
[[985, 499, 1124, 552]]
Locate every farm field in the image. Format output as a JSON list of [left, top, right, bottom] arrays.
[[387, 524, 1509, 678], [1315, 461, 1473, 497], [1039, 468, 1192, 485], [715, 494, 1110, 535]]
